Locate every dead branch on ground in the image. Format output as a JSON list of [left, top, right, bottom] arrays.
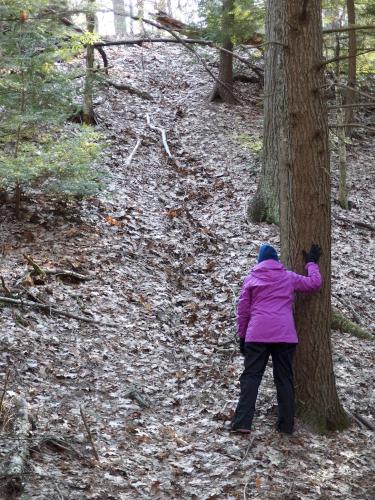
[[79, 407, 100, 461], [146, 114, 173, 159], [126, 138, 143, 166], [0, 296, 116, 327], [94, 37, 263, 79], [353, 413, 375, 431], [331, 308, 374, 340], [107, 80, 153, 100]]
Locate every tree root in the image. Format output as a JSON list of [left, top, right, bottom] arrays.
[[331, 308, 374, 340]]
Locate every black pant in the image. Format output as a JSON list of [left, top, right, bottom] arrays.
[[231, 342, 297, 433]]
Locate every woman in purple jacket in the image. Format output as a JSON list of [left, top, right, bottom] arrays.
[[228, 243, 322, 434]]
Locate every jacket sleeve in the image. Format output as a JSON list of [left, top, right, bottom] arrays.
[[290, 262, 322, 293], [236, 277, 252, 339]]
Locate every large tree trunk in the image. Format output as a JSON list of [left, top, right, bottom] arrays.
[[279, 0, 349, 432], [209, 0, 237, 104], [112, 0, 127, 36], [247, 0, 284, 223], [344, 0, 357, 135]]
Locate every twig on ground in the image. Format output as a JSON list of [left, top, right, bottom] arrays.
[[243, 435, 255, 459], [146, 113, 173, 159], [79, 406, 100, 462], [43, 269, 92, 281], [0, 296, 116, 327], [126, 138, 143, 166]]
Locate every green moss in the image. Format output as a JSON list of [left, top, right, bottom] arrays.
[[332, 308, 374, 341]]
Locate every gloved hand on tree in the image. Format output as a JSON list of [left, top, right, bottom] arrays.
[[302, 243, 322, 263]]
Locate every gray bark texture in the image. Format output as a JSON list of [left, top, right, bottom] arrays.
[[209, 0, 237, 104], [344, 0, 357, 135], [112, 0, 127, 35], [246, 0, 284, 223], [278, 0, 349, 432]]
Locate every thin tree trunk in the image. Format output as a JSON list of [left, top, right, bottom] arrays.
[[336, 90, 348, 209], [344, 0, 357, 135], [247, 0, 284, 223], [83, 0, 96, 125], [209, 0, 237, 104], [279, 0, 349, 432], [112, 0, 127, 35]]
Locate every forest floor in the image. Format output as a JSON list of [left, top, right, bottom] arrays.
[[0, 43, 374, 500]]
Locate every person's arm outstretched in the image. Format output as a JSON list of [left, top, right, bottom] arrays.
[[236, 278, 252, 354], [290, 244, 322, 293]]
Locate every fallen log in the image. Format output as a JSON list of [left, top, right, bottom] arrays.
[[0, 296, 116, 327], [1, 397, 31, 496], [353, 413, 375, 431], [331, 308, 374, 341], [107, 81, 153, 100]]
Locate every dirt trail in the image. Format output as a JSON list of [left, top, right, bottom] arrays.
[[0, 44, 374, 499]]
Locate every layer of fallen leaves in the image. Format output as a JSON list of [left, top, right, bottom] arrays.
[[0, 43, 374, 499]]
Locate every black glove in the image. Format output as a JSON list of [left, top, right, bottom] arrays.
[[239, 338, 246, 356], [302, 243, 322, 263]]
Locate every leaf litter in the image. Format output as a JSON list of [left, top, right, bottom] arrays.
[[0, 43, 374, 499]]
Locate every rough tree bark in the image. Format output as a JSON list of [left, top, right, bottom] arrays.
[[209, 0, 237, 104], [344, 0, 357, 135], [247, 0, 284, 223], [279, 0, 349, 432]]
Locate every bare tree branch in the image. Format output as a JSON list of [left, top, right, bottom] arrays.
[[321, 48, 375, 66], [329, 123, 375, 132], [323, 24, 375, 34]]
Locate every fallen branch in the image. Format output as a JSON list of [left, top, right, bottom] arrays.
[[0, 296, 116, 327], [126, 138, 142, 166], [146, 113, 173, 159], [93, 37, 263, 77], [107, 80, 153, 100], [331, 308, 374, 340], [329, 123, 375, 133], [43, 269, 92, 281], [2, 397, 31, 496], [328, 102, 375, 110], [337, 217, 375, 232], [353, 413, 375, 431], [321, 48, 375, 67], [333, 83, 375, 103], [79, 406, 100, 461], [323, 24, 375, 34], [125, 14, 240, 103], [34, 435, 82, 458]]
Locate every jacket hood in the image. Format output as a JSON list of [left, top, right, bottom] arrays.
[[251, 259, 286, 282]]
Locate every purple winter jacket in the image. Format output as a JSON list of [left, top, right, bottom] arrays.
[[237, 259, 322, 343]]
